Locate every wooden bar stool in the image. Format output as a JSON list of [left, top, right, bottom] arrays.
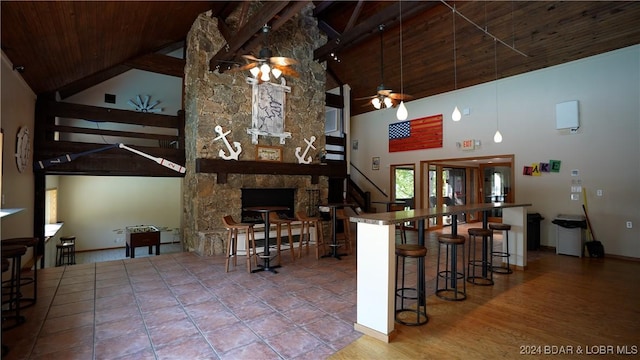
[[296, 211, 325, 259], [222, 215, 258, 273], [490, 223, 513, 274], [467, 228, 494, 286], [435, 234, 467, 301], [1, 237, 39, 308], [268, 212, 296, 262], [395, 244, 428, 326], [1, 244, 27, 331], [335, 209, 353, 254]]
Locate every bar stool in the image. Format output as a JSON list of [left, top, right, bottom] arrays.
[[1, 244, 27, 331], [296, 211, 325, 259], [336, 209, 353, 254], [56, 236, 76, 266], [489, 223, 513, 274], [2, 258, 10, 357], [222, 215, 258, 273], [268, 212, 296, 262], [389, 204, 408, 244], [1, 237, 39, 308], [395, 244, 428, 326], [467, 228, 494, 286], [435, 234, 467, 301]]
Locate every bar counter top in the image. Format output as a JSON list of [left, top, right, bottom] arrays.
[[350, 202, 532, 225]]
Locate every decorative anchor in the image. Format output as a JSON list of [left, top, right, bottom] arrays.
[[214, 125, 242, 160], [295, 136, 317, 164]]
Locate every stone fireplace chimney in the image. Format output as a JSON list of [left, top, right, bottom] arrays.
[[182, 5, 329, 255]]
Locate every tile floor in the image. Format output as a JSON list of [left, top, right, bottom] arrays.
[[3, 246, 361, 359], [3, 224, 512, 359]]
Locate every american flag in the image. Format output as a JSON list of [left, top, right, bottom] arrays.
[[388, 114, 443, 152]]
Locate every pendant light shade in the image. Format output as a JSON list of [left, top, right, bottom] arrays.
[[493, 130, 503, 143], [397, 101, 408, 120], [452, 106, 462, 121]]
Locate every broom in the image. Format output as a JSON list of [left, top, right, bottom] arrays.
[[582, 189, 604, 258]]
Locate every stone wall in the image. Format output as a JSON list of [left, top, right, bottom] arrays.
[[183, 5, 328, 255]]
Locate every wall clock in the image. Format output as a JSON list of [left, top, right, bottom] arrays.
[[15, 126, 31, 173]]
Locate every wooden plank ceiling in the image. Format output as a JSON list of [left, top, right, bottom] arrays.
[[2, 1, 640, 117]]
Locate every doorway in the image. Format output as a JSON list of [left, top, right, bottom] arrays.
[[421, 155, 514, 229]]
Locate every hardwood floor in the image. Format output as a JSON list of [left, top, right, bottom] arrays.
[[331, 226, 640, 359]]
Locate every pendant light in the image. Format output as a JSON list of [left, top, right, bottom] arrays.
[[396, 0, 408, 121], [451, 6, 461, 122], [493, 38, 503, 143]]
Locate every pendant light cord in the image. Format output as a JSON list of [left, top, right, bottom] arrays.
[[453, 5, 457, 90], [494, 38, 499, 130], [399, 0, 404, 95]]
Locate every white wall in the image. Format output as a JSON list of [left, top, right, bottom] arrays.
[[350, 45, 640, 258], [1, 49, 184, 252], [1, 51, 36, 239], [57, 68, 185, 251], [55, 176, 182, 251]]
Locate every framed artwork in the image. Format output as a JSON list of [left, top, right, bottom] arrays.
[[248, 78, 291, 144], [256, 145, 283, 162], [372, 157, 380, 170]]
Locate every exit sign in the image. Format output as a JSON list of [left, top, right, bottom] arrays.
[[461, 139, 475, 150]]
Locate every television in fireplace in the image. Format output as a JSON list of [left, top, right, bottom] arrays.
[[241, 188, 295, 223]]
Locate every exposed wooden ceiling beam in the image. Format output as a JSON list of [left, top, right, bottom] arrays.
[[208, 1, 290, 72], [314, 1, 437, 62], [58, 64, 131, 100], [125, 53, 185, 78]]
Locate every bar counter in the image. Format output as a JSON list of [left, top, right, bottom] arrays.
[[349, 202, 531, 343]]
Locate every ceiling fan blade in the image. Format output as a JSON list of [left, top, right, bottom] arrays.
[[388, 93, 414, 101], [270, 56, 298, 66], [355, 95, 377, 100], [242, 54, 262, 62], [274, 65, 299, 78], [376, 89, 392, 97], [227, 62, 258, 73]]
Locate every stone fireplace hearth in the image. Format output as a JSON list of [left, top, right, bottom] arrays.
[[182, 4, 330, 255]]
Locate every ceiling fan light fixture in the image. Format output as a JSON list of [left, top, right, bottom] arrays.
[[383, 97, 393, 108], [271, 67, 282, 79], [249, 67, 260, 77], [372, 98, 382, 109], [397, 101, 408, 120]]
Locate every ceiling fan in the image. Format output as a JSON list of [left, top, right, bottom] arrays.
[[230, 25, 299, 82], [357, 24, 413, 109]]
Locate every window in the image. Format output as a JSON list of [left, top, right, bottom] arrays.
[[45, 188, 58, 224]]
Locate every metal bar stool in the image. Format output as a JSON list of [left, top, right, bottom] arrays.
[[467, 228, 494, 286], [56, 236, 76, 266], [1, 237, 39, 308], [2, 258, 10, 357], [490, 223, 513, 274], [222, 215, 258, 273], [435, 234, 467, 301], [1, 244, 27, 331], [395, 244, 428, 326]]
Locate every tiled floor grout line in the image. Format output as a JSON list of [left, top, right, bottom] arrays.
[[153, 255, 224, 359]]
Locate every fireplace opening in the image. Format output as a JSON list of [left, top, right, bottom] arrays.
[[241, 188, 295, 223]]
